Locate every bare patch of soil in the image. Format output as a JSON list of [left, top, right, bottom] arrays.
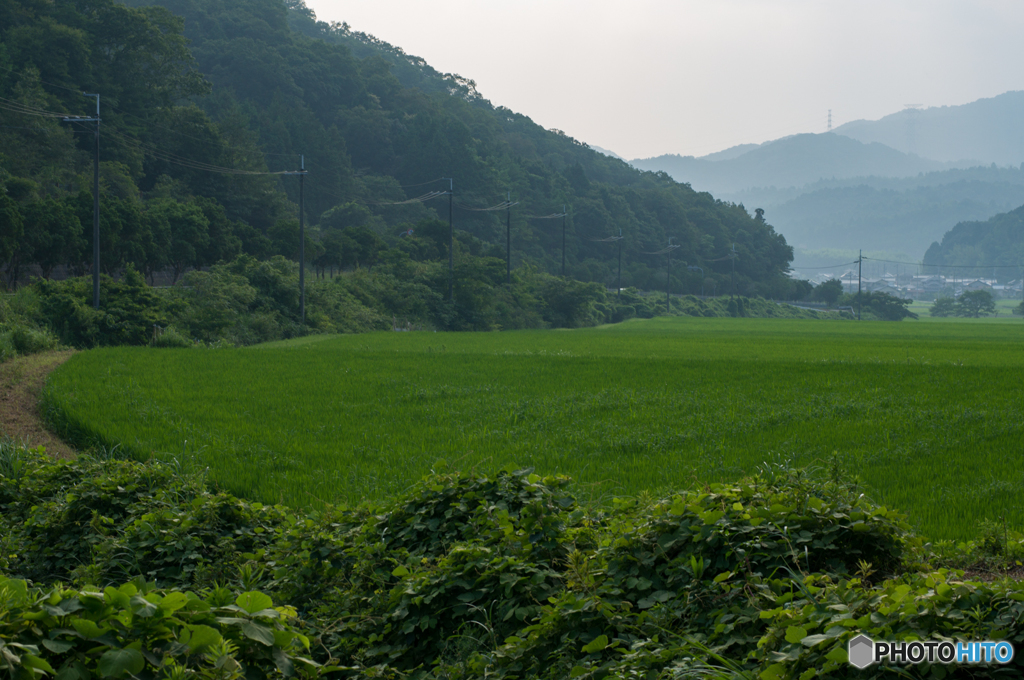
[[0, 350, 76, 458]]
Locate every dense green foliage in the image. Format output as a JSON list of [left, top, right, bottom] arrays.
[[2, 445, 1022, 679], [1, 0, 801, 299], [923, 204, 1024, 280], [0, 291, 60, 362], [41, 317, 1024, 540], [11, 255, 825, 351], [930, 291, 998, 318], [842, 291, 917, 321]]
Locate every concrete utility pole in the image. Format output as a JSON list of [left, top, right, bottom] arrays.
[[63, 94, 101, 308], [617, 228, 622, 299], [443, 178, 453, 300], [857, 249, 863, 321], [506, 191, 512, 285], [283, 157, 309, 325], [561, 205, 567, 278], [299, 155, 305, 325]]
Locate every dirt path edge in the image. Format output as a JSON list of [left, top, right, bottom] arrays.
[[0, 350, 77, 458]]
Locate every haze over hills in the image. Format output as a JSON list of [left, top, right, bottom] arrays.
[[630, 133, 955, 197], [631, 93, 1024, 261], [834, 91, 1024, 166]]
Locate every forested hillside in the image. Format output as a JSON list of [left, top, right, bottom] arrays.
[[923, 203, 1024, 280], [1, 0, 800, 302]]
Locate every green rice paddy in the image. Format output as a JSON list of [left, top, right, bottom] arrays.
[[44, 317, 1024, 540]]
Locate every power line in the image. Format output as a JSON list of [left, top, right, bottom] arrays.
[[367, 190, 449, 206], [0, 64, 87, 95], [639, 245, 680, 256], [455, 200, 518, 212], [397, 177, 447, 188], [789, 260, 860, 269], [0, 96, 75, 118], [103, 126, 289, 176], [864, 256, 1021, 269]]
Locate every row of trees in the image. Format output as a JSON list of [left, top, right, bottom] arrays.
[[930, 290, 998, 318]]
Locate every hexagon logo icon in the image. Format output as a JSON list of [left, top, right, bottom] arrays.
[[848, 634, 875, 669]]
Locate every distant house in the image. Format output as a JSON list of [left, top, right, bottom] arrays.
[[864, 278, 900, 294], [962, 279, 994, 292]]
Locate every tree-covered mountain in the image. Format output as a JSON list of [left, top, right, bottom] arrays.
[[632, 98, 1024, 260], [922, 204, 1024, 281], [1, 0, 801, 301], [834, 91, 1024, 166], [630, 133, 953, 197], [768, 172, 1024, 254]]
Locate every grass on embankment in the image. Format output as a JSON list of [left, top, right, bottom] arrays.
[[42, 316, 1024, 541]]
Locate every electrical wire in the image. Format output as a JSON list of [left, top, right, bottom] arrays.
[[589, 236, 623, 243], [863, 256, 1022, 269], [455, 200, 518, 212], [104, 126, 290, 175], [0, 96, 76, 118], [0, 64, 84, 94], [367, 190, 448, 206], [397, 177, 447, 188], [789, 261, 860, 269], [639, 245, 681, 256], [525, 212, 567, 219]]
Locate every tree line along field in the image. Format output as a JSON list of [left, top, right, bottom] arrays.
[[42, 316, 1024, 541]]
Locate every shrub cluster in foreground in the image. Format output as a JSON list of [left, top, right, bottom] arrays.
[[2, 445, 1021, 679]]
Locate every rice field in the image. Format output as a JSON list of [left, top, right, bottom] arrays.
[[43, 317, 1024, 540]]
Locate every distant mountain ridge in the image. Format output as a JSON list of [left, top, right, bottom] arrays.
[[834, 91, 1024, 166], [630, 133, 954, 196], [631, 92, 1024, 259]]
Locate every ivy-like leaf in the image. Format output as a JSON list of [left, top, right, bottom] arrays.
[[235, 591, 273, 614], [98, 648, 145, 678], [240, 621, 275, 646], [581, 635, 608, 654]]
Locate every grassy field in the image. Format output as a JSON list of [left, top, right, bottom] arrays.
[[43, 317, 1024, 540]]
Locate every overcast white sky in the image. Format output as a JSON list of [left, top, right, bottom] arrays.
[[304, 0, 1024, 160]]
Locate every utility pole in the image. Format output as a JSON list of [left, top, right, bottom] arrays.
[[445, 178, 454, 301], [828, 109, 832, 133], [617, 228, 622, 299], [283, 157, 309, 325], [664, 238, 680, 311], [857, 249, 862, 321], [63, 94, 101, 309], [561, 205, 567, 278], [506, 190, 511, 285], [299, 155, 305, 325], [730, 243, 737, 294]]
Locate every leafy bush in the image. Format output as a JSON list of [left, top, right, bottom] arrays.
[[844, 291, 918, 320], [930, 296, 956, 317], [3, 446, 1021, 679], [34, 266, 169, 348], [0, 576, 322, 680], [150, 326, 193, 348], [9, 325, 60, 354]]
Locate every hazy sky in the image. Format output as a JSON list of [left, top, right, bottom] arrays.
[[304, 1, 1024, 160]]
